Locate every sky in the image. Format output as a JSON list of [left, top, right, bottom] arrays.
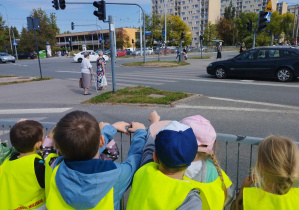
[[0, 0, 298, 35], [0, 0, 152, 34]]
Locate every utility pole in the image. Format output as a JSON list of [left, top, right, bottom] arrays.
[[140, 8, 143, 56], [164, 0, 167, 55], [109, 16, 116, 93]]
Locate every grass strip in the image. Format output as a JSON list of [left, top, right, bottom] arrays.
[[188, 56, 211, 59], [122, 61, 190, 68], [85, 86, 191, 105], [0, 77, 52, 86]]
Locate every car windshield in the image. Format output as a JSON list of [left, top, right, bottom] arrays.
[[235, 50, 257, 61], [0, 53, 9, 56]]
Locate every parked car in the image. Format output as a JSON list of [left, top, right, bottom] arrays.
[[132, 49, 141, 56], [145, 48, 154, 55], [18, 52, 35, 59], [73, 50, 109, 63], [154, 48, 172, 54], [116, 49, 127, 57], [125, 48, 133, 55], [0, 52, 15, 63], [206, 46, 299, 82]]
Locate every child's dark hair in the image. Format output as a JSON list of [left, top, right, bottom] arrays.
[[10, 120, 44, 153], [53, 110, 101, 161]]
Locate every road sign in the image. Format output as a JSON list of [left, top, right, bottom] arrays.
[[99, 36, 102, 41], [162, 30, 165, 37], [265, 12, 271, 23], [15, 39, 20, 41], [145, 31, 152, 36], [265, 0, 272, 12], [275, 35, 278, 39], [13, 41, 17, 46]]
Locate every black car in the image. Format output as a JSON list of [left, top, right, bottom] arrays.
[[207, 46, 299, 82], [18, 52, 35, 59]]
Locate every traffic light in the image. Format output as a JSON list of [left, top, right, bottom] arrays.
[[246, 21, 252, 32], [59, 0, 66, 10], [132, 39, 134, 44], [181, 32, 185, 40], [71, 22, 74, 30], [52, 0, 59, 10], [258, 11, 268, 32], [199, 35, 203, 41], [93, 1, 106, 21], [268, 30, 272, 36]]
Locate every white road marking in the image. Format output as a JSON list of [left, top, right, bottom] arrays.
[[56, 71, 81, 74], [175, 105, 299, 114], [189, 78, 299, 88], [0, 108, 72, 115], [208, 97, 299, 110]]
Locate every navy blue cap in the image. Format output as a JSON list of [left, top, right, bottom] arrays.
[[155, 121, 198, 168]]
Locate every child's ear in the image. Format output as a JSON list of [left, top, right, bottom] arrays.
[[99, 135, 105, 148], [34, 140, 43, 150], [153, 151, 159, 163]]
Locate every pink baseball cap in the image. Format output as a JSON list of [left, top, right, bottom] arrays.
[[180, 115, 216, 155]]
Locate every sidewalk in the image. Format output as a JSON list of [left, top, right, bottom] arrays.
[[0, 76, 36, 84]]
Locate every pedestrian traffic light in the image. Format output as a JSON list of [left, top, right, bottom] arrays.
[[181, 32, 185, 40], [71, 22, 74, 30], [59, 0, 66, 10], [199, 35, 203, 41], [132, 39, 134, 44], [258, 11, 268, 32], [52, 0, 59, 10], [93, 1, 106, 21], [246, 21, 252, 32]]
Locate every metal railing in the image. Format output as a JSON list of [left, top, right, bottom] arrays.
[[1, 120, 298, 207]]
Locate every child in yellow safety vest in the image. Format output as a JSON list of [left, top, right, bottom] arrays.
[[127, 121, 203, 210], [0, 120, 46, 210], [44, 110, 147, 210], [141, 111, 234, 210], [232, 135, 299, 210]]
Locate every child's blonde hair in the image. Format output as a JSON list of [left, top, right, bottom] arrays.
[[253, 135, 299, 195]]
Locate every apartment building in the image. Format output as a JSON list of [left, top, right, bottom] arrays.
[[220, 0, 277, 17], [288, 5, 299, 17], [152, 0, 220, 47], [277, 1, 288, 15]]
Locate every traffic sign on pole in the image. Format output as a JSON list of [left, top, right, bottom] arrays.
[[162, 30, 165, 37], [13, 41, 17, 46], [99, 36, 102, 41]]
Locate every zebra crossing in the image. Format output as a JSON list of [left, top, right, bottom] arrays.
[[98, 69, 200, 88]]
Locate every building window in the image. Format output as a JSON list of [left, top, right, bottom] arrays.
[[243, 6, 246, 8], [196, 21, 200, 24], [183, 6, 189, 10], [196, 10, 200, 13], [192, 16, 199, 19], [221, 5, 225, 7], [188, 0, 193, 3], [181, 1, 185, 4], [170, 3, 174, 6], [183, 17, 189, 20], [258, 4, 261, 6], [159, 0, 163, 3], [194, 37, 197, 40], [181, 12, 185, 15], [188, 22, 192, 25], [193, 4, 199, 8]]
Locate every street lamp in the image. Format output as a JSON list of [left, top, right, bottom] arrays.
[[0, 4, 12, 53]]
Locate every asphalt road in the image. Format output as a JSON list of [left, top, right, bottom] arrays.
[[1, 51, 298, 188]]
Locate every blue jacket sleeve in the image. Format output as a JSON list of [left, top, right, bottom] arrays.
[[140, 130, 155, 166], [113, 129, 147, 202], [99, 125, 117, 154]]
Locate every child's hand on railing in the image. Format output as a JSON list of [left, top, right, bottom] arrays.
[[112, 121, 130, 135], [127, 122, 145, 133]]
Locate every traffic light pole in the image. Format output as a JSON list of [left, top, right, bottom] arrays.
[[34, 29, 43, 80], [180, 39, 182, 62], [200, 39, 203, 59], [109, 16, 116, 93], [252, 29, 256, 49], [66, 1, 146, 63]]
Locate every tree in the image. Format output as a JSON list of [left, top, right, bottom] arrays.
[[217, 18, 235, 45], [18, 8, 59, 53], [224, 1, 236, 20], [203, 22, 218, 45]]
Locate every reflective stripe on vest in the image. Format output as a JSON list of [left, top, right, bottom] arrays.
[[45, 153, 59, 198], [243, 187, 299, 210], [46, 161, 114, 210], [0, 154, 45, 210], [127, 162, 200, 210], [192, 170, 232, 210]]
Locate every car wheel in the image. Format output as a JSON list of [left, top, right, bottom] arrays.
[[78, 58, 83, 63], [27, 57, 31, 59], [215, 66, 227, 79], [276, 68, 293, 82], [12, 61, 15, 63]]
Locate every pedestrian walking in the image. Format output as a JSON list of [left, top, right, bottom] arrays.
[[96, 50, 107, 90], [176, 48, 181, 61], [240, 42, 246, 54], [216, 42, 222, 60], [81, 52, 96, 95], [183, 46, 188, 60]]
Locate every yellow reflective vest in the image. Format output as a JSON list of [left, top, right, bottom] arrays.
[[0, 154, 45, 210], [127, 162, 201, 210], [45, 156, 114, 210], [192, 170, 232, 210], [243, 187, 299, 210]]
